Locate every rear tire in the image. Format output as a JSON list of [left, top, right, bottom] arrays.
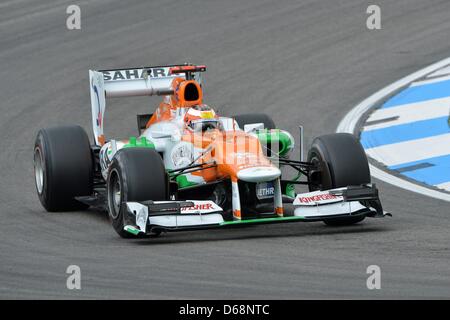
[[34, 126, 93, 211], [307, 133, 370, 226], [233, 113, 276, 130], [107, 148, 168, 238]]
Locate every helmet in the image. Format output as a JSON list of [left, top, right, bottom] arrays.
[[184, 104, 220, 132]]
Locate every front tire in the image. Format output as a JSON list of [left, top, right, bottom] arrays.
[[34, 126, 93, 211], [307, 133, 370, 226], [107, 148, 168, 238]]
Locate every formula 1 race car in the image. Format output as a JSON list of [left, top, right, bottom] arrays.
[[33, 64, 389, 238]]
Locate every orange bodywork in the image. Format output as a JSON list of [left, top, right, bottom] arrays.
[[143, 76, 275, 183], [146, 78, 203, 126], [182, 129, 273, 182]]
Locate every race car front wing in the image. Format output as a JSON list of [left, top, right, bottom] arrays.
[[122, 184, 390, 236]]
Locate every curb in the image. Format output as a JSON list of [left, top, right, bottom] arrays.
[[337, 57, 450, 202]]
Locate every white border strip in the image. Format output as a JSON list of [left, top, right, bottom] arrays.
[[337, 57, 450, 202]]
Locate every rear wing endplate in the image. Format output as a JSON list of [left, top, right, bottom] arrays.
[[89, 64, 205, 146]]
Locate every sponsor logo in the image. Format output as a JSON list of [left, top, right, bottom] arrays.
[[91, 81, 101, 127], [256, 182, 274, 199], [297, 193, 339, 204], [178, 201, 222, 214], [294, 192, 344, 206], [102, 68, 170, 81], [171, 142, 194, 168], [181, 203, 214, 211]]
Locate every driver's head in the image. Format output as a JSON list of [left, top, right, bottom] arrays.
[[184, 104, 220, 132]]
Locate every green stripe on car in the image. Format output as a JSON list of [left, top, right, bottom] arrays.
[[123, 136, 155, 149]]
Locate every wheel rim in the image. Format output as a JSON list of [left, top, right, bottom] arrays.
[[212, 183, 227, 208], [108, 169, 122, 219], [34, 147, 44, 194], [308, 153, 322, 191]]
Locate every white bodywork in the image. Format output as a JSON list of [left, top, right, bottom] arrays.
[[90, 65, 294, 221], [237, 166, 281, 182], [98, 115, 243, 181], [124, 187, 376, 232], [90, 65, 291, 187], [126, 200, 224, 232], [89, 66, 203, 146], [293, 189, 367, 218]]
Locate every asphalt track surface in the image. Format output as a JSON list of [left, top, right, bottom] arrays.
[[1, 0, 450, 299]]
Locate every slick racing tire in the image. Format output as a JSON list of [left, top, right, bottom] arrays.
[[34, 126, 93, 211], [233, 113, 276, 130], [107, 148, 168, 238], [307, 133, 370, 226]]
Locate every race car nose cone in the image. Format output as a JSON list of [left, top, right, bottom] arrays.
[[237, 166, 281, 183]]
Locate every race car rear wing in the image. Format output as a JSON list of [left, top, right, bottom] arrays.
[[89, 64, 205, 145]]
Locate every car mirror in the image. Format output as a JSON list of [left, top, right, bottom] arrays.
[[244, 123, 264, 133]]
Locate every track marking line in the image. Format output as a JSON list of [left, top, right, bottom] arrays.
[[365, 133, 450, 166], [427, 65, 450, 78], [383, 77, 450, 108], [411, 74, 450, 86], [361, 116, 450, 148], [363, 97, 450, 131], [436, 181, 450, 192]]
